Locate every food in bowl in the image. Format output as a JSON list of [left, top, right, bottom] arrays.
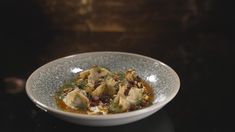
[[26, 52, 180, 126], [56, 66, 154, 115]]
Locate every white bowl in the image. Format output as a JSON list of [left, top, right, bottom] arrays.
[[26, 51, 180, 126]]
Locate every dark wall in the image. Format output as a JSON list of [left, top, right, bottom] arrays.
[[0, 0, 234, 77]]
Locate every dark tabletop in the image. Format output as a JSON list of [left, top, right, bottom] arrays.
[[0, 0, 234, 132]]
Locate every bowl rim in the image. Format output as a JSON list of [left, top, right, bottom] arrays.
[[26, 51, 180, 119]]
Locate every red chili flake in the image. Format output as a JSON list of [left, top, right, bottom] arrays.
[[90, 101, 99, 107], [129, 104, 137, 111], [140, 101, 149, 107]]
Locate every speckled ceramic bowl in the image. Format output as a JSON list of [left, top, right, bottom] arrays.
[[26, 52, 180, 126]]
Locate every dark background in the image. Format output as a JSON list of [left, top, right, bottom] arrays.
[[0, 0, 234, 132]]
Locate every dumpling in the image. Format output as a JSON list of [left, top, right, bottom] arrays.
[[86, 67, 111, 88], [112, 85, 143, 112], [126, 87, 143, 104], [79, 70, 90, 79], [113, 82, 127, 104], [91, 83, 106, 97], [87, 68, 99, 88], [99, 67, 111, 77], [105, 76, 116, 88], [91, 81, 116, 97], [63, 88, 89, 110]]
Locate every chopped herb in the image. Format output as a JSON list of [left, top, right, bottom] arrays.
[[116, 72, 126, 80], [114, 82, 120, 91], [62, 82, 77, 88], [108, 101, 122, 113], [77, 80, 88, 89]]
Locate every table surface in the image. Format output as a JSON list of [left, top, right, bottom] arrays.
[[0, 0, 234, 132]]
